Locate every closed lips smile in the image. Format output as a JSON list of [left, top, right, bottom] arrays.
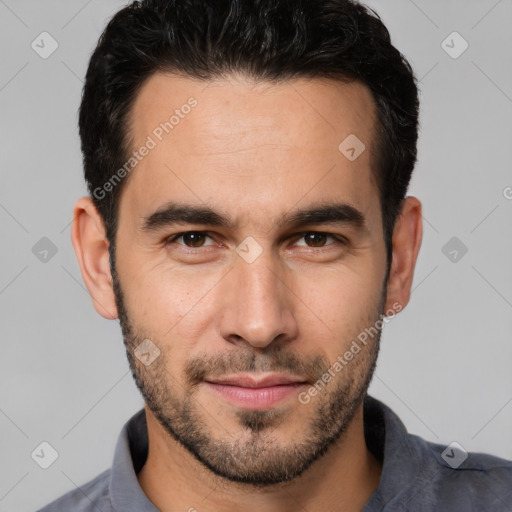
[[204, 373, 308, 409]]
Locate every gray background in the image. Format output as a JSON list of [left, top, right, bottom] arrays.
[[1, 0, 511, 510]]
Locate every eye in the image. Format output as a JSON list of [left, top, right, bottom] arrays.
[[165, 230, 346, 251], [166, 231, 216, 248], [294, 231, 344, 249]]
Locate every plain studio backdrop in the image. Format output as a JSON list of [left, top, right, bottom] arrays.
[[0, 1, 511, 510]]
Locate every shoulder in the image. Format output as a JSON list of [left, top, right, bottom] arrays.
[[414, 434, 512, 509], [36, 468, 112, 512]]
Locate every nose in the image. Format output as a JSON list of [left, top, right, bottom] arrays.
[[218, 249, 298, 349]]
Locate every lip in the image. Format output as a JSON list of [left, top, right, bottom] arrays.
[[205, 372, 307, 388], [203, 373, 308, 410]]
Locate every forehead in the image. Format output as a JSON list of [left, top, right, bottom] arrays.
[[120, 72, 380, 232], [129, 72, 377, 155]]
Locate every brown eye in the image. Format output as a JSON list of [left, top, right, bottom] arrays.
[[304, 232, 329, 247], [183, 232, 206, 247], [167, 231, 214, 248], [295, 231, 340, 248]]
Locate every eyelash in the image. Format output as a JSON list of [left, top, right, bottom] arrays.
[[164, 231, 347, 252]]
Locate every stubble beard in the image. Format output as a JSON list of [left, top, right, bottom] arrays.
[[111, 261, 384, 487]]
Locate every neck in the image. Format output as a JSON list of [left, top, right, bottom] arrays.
[[137, 403, 382, 512]]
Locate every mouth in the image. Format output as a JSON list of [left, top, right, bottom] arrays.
[[203, 373, 308, 410]]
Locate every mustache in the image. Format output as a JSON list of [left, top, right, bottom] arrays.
[[184, 344, 330, 387]]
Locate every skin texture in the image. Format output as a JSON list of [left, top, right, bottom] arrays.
[[71, 73, 423, 512]]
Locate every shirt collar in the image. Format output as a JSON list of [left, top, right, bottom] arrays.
[[362, 395, 434, 510], [109, 408, 158, 511]]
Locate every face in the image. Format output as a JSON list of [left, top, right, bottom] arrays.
[[111, 73, 390, 485]]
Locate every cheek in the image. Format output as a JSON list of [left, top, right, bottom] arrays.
[[295, 265, 383, 346], [122, 261, 222, 341]]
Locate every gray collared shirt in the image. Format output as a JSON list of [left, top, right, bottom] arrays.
[[37, 395, 512, 511]]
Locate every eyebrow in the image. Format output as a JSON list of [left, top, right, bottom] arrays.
[[140, 200, 367, 234]]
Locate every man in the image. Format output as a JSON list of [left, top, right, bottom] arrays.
[[38, 0, 512, 510]]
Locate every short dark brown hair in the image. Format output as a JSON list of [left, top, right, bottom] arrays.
[[79, 0, 420, 277]]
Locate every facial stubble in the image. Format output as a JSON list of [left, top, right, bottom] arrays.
[[110, 258, 385, 487]]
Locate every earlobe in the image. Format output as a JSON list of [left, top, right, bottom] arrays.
[[384, 196, 423, 313], [71, 196, 119, 320]]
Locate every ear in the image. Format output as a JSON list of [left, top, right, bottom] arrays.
[[384, 196, 423, 312], [70, 196, 119, 320]]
